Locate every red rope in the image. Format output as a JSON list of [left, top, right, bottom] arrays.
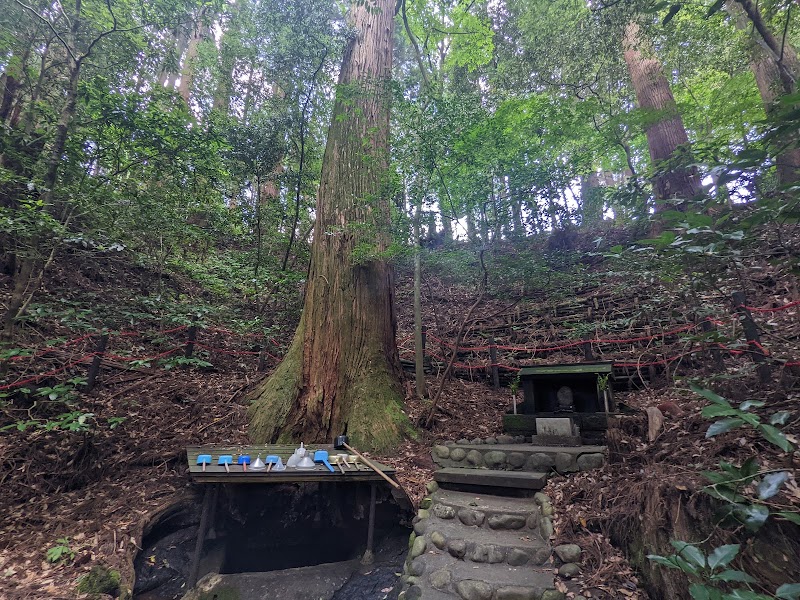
[[427, 322, 701, 355], [0, 356, 92, 391], [205, 326, 265, 339], [194, 342, 260, 356], [738, 299, 800, 313]]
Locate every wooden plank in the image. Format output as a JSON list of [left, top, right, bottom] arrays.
[[186, 444, 395, 484], [519, 362, 614, 376], [434, 468, 547, 490]]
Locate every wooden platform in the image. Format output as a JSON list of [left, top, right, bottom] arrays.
[[187, 444, 396, 484]]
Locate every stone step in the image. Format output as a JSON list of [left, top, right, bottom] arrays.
[[432, 443, 605, 474], [402, 551, 555, 600], [414, 511, 550, 568], [426, 489, 548, 530], [434, 468, 547, 491]]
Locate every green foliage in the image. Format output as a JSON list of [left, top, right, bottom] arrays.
[[694, 385, 794, 453], [159, 356, 213, 370], [648, 542, 800, 599], [691, 385, 797, 532], [46, 538, 75, 564]]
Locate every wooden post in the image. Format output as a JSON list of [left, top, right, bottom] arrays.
[[188, 485, 215, 588], [700, 318, 724, 371], [732, 291, 771, 383], [361, 483, 377, 566], [257, 338, 274, 372], [185, 318, 198, 359], [582, 338, 594, 361], [489, 336, 500, 390], [85, 331, 109, 392]]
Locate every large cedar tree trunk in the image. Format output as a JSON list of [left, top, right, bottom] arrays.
[[247, 0, 410, 452], [623, 22, 701, 210]]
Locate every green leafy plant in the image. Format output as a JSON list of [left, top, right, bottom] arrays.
[[510, 372, 521, 396], [692, 385, 794, 453], [107, 417, 126, 429], [46, 538, 75, 564], [648, 541, 800, 600], [158, 356, 213, 370], [36, 377, 87, 403], [691, 385, 798, 530]]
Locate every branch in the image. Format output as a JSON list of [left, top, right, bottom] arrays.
[[401, 0, 432, 93], [421, 248, 488, 429], [13, 0, 78, 63]]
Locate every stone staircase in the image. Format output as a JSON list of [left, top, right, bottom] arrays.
[[398, 432, 608, 600], [400, 485, 557, 600]]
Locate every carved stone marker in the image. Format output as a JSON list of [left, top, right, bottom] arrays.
[[536, 418, 573, 438]]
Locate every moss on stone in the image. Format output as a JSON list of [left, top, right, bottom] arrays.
[[76, 565, 120, 597]]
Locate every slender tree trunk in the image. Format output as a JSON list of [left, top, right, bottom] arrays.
[[729, 1, 800, 185], [247, 0, 409, 451], [623, 22, 701, 210], [734, 0, 799, 94], [178, 11, 208, 103], [580, 172, 603, 224], [466, 209, 477, 242], [413, 197, 426, 399]]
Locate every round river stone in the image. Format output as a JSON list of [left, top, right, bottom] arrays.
[[506, 452, 526, 468], [451, 448, 467, 461], [429, 568, 451, 590], [455, 580, 493, 600], [466, 450, 483, 466], [458, 508, 485, 527], [495, 586, 537, 600], [507, 548, 531, 566], [448, 539, 466, 558], [576, 453, 605, 471], [487, 514, 526, 530], [554, 544, 582, 563], [484, 450, 507, 468], [430, 531, 447, 550], [409, 558, 426, 576], [558, 563, 581, 578], [526, 453, 556, 470], [433, 445, 450, 459], [433, 504, 456, 519], [410, 535, 427, 558]]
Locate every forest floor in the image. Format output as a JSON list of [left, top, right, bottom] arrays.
[[1, 224, 799, 599]]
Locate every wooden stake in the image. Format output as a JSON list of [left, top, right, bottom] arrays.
[[732, 291, 771, 383], [85, 332, 109, 391]]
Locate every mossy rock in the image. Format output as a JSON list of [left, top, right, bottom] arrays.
[[76, 565, 120, 597]]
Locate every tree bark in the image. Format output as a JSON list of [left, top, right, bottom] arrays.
[[734, 0, 799, 95], [730, 1, 800, 185], [623, 22, 701, 210], [177, 10, 209, 104], [247, 0, 410, 451], [413, 197, 426, 399]]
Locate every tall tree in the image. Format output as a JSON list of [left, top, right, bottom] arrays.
[[623, 21, 701, 209], [247, 0, 411, 451], [728, 0, 800, 185]]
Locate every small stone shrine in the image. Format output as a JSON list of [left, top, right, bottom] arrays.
[[503, 362, 615, 445]]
